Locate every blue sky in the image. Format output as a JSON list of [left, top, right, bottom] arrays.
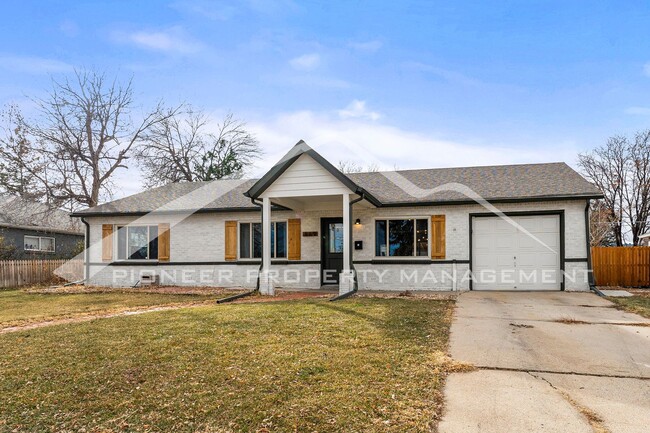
[[1, 1, 650, 197]]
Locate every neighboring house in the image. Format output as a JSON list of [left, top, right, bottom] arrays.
[[0, 196, 83, 259], [639, 233, 650, 246], [72, 141, 603, 294]]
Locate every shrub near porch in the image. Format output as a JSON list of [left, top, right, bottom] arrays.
[[0, 297, 454, 432]]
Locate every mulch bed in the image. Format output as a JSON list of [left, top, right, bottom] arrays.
[[24, 284, 247, 296]]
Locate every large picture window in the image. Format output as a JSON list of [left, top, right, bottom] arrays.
[[117, 225, 158, 260], [240, 221, 287, 259], [24, 235, 56, 252], [375, 218, 429, 257]]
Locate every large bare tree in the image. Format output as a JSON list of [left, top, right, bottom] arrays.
[[0, 105, 46, 201], [14, 70, 178, 209], [579, 130, 650, 245], [137, 109, 261, 188]]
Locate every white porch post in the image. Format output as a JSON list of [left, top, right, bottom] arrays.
[[340, 193, 354, 294], [260, 196, 274, 295]]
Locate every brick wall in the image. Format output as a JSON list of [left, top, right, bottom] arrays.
[[84, 199, 590, 291]]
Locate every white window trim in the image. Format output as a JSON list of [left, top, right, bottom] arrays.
[[23, 235, 56, 253], [372, 217, 431, 259], [115, 225, 159, 261], [237, 220, 288, 260]]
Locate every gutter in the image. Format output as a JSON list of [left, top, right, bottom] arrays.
[[330, 193, 365, 301], [80, 217, 90, 284]]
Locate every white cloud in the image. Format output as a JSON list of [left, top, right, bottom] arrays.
[[289, 53, 320, 71], [245, 109, 578, 177], [348, 40, 382, 53], [0, 55, 73, 74], [625, 106, 650, 115], [644, 62, 650, 77], [338, 100, 381, 121], [112, 26, 203, 54]]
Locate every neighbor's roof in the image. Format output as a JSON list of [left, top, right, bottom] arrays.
[[0, 196, 83, 235]]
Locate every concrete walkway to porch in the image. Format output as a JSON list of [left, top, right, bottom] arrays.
[[439, 291, 650, 433]]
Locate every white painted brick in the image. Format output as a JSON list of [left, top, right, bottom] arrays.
[[84, 199, 590, 291]]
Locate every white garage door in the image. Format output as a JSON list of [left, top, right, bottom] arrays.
[[472, 215, 561, 290]]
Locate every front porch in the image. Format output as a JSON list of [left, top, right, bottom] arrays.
[[257, 192, 372, 296]]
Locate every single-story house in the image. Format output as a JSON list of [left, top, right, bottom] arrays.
[[0, 196, 84, 259], [72, 141, 603, 294]]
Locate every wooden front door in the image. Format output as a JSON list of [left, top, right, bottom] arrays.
[[321, 217, 344, 285]]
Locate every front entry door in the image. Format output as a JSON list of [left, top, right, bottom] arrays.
[[321, 218, 344, 285]]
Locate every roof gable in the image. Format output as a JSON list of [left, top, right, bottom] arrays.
[[246, 140, 378, 202]]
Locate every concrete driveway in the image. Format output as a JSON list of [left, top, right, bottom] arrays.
[[438, 292, 650, 433]]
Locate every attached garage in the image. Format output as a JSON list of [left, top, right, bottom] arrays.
[[471, 213, 562, 291]]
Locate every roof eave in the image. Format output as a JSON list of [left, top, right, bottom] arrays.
[[377, 193, 604, 208]]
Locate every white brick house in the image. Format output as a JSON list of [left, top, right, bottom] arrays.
[[72, 141, 602, 295]]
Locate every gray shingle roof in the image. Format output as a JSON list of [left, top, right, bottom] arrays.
[[348, 162, 602, 204], [72, 162, 601, 216], [0, 196, 83, 234]]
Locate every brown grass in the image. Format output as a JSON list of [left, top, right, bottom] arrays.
[[0, 297, 455, 432]]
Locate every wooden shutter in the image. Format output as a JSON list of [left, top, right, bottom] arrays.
[[102, 224, 113, 262], [288, 218, 301, 260], [431, 215, 446, 259], [225, 221, 237, 261], [158, 223, 170, 262]]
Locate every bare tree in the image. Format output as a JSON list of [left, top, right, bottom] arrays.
[[588, 201, 617, 246], [137, 110, 261, 188], [579, 130, 650, 245], [0, 105, 46, 201], [337, 160, 380, 174], [18, 70, 178, 209]]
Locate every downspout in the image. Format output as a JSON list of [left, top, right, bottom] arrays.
[[330, 193, 365, 301], [80, 217, 90, 284], [218, 198, 262, 304], [584, 200, 603, 296]]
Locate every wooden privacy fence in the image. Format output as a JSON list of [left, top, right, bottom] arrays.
[[0, 259, 83, 288], [591, 247, 650, 287]]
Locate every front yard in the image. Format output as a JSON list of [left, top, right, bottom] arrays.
[[0, 293, 454, 432], [608, 289, 650, 318]]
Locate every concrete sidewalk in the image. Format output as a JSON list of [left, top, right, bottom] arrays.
[[438, 292, 650, 433]]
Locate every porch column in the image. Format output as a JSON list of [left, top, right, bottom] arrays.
[[340, 193, 354, 294], [260, 196, 274, 295]]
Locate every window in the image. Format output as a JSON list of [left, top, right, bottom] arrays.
[[239, 222, 287, 259], [375, 218, 429, 257], [116, 225, 158, 260], [24, 235, 56, 252]]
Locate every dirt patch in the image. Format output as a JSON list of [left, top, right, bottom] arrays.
[[25, 284, 247, 296], [356, 291, 458, 300], [230, 291, 331, 303]]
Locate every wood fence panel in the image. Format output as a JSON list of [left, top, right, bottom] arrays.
[[0, 259, 83, 288], [591, 247, 650, 287]]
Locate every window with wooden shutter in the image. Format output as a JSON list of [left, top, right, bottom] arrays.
[[431, 215, 446, 259], [225, 221, 237, 261], [158, 223, 170, 262], [102, 224, 113, 262], [288, 218, 301, 260]]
